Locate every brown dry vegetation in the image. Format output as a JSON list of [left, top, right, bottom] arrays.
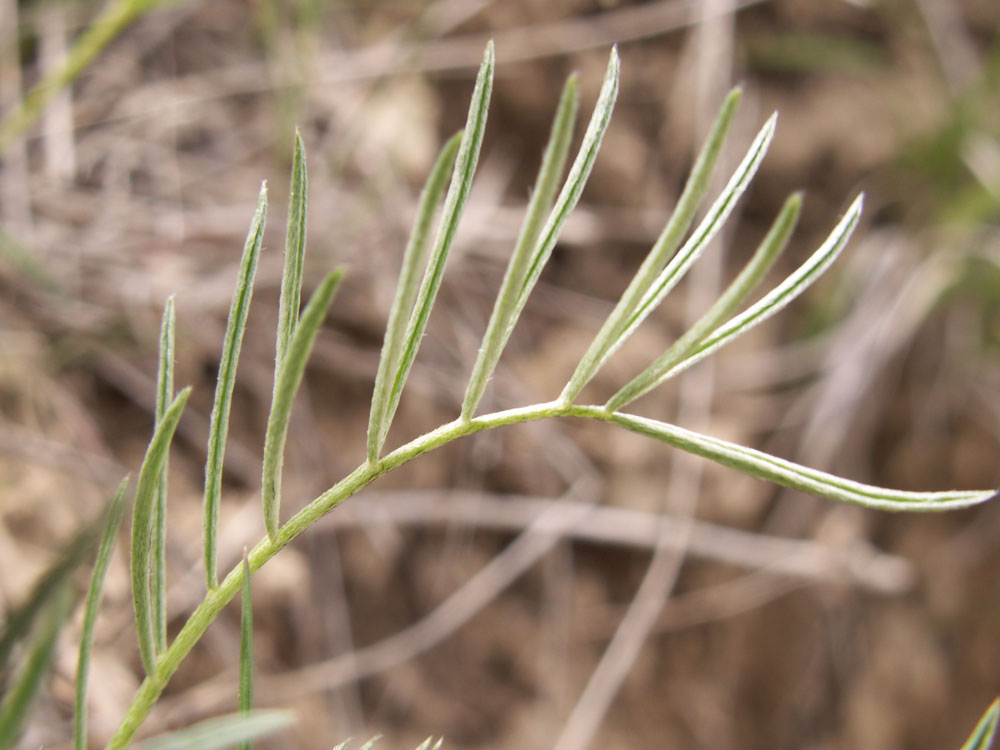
[[1, 0, 999, 748]]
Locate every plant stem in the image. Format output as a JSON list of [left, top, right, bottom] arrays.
[[105, 400, 568, 748], [104, 398, 993, 746]]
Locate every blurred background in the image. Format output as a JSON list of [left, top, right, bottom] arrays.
[[1, 0, 999, 748]]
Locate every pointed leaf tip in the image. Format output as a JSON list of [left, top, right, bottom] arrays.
[[204, 191, 267, 590], [462, 61, 582, 419], [560, 82, 749, 403], [369, 41, 494, 455], [960, 698, 999, 750], [606, 189, 804, 410]]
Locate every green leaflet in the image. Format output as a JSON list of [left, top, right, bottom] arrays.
[[577, 112, 777, 402], [205, 185, 267, 590], [561, 87, 743, 403], [462, 72, 581, 419], [262, 270, 344, 539], [373, 42, 495, 457], [611, 192, 863, 407], [276, 131, 309, 369], [961, 699, 1000, 750], [606, 191, 802, 410], [588, 406, 995, 511], [497, 49, 620, 385], [137, 710, 294, 750], [132, 387, 192, 676], [74, 478, 130, 750], [153, 297, 175, 650], [368, 132, 463, 461]]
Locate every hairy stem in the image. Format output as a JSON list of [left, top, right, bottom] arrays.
[[105, 398, 993, 746], [106, 400, 567, 748]]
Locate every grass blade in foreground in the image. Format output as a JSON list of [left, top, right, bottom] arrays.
[[367, 132, 462, 461], [0, 0, 138, 157], [560, 87, 742, 403], [137, 710, 294, 750], [0, 513, 101, 675], [153, 297, 175, 651], [613, 192, 864, 405], [132, 387, 192, 676], [961, 699, 1000, 750], [462, 72, 580, 419], [374, 42, 494, 456], [276, 131, 308, 369], [238, 552, 253, 750], [606, 192, 802, 410], [263, 270, 344, 539], [586, 406, 996, 511], [0, 586, 74, 750], [205, 185, 267, 590], [74, 478, 130, 750]]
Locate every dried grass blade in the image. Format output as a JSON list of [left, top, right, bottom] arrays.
[[462, 73, 580, 419], [961, 699, 1000, 750], [607, 192, 802, 410], [137, 711, 294, 750], [238, 551, 253, 750], [367, 132, 462, 461], [0, 585, 74, 750], [376, 42, 495, 456], [276, 132, 308, 368], [0, 0, 142, 158], [153, 297, 175, 651], [565, 109, 775, 402], [204, 185, 267, 590], [74, 478, 130, 750], [132, 387, 192, 677], [263, 270, 344, 539], [634, 192, 864, 394], [560, 87, 742, 403], [603, 409, 996, 511]]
